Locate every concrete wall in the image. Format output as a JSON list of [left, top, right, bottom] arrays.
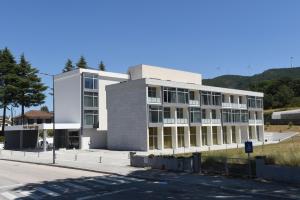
[[54, 70, 81, 123], [82, 129, 107, 149], [106, 79, 148, 151]]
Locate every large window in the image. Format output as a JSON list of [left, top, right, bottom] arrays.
[[212, 92, 221, 106], [211, 109, 217, 119], [149, 106, 162, 123], [212, 127, 218, 145], [164, 127, 172, 149], [149, 127, 158, 150], [148, 87, 157, 98], [232, 126, 236, 143], [256, 98, 263, 108], [163, 87, 176, 103], [230, 95, 234, 103], [177, 88, 189, 104], [222, 109, 232, 123], [84, 110, 99, 126], [201, 91, 211, 105], [222, 127, 228, 144], [189, 91, 195, 100], [84, 73, 98, 90], [202, 127, 208, 145], [177, 127, 185, 147], [202, 109, 207, 119], [233, 110, 241, 123], [176, 108, 184, 119], [84, 92, 98, 107], [190, 127, 197, 147], [241, 110, 248, 122], [247, 96, 256, 108], [163, 107, 171, 118], [190, 107, 201, 123]]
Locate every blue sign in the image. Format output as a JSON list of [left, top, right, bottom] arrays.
[[245, 141, 253, 153]]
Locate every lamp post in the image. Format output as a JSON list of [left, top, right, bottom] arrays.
[[39, 72, 56, 164]]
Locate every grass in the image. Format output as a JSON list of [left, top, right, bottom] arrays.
[[265, 124, 300, 132]]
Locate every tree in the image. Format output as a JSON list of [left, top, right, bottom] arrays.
[[62, 59, 74, 72], [76, 56, 88, 69], [99, 61, 106, 71], [15, 54, 47, 124], [40, 105, 49, 112], [0, 48, 18, 135]]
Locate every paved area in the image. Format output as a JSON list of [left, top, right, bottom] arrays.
[[0, 160, 300, 200], [264, 131, 299, 142]]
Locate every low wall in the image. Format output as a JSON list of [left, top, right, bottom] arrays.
[[256, 157, 300, 184], [130, 153, 200, 173]]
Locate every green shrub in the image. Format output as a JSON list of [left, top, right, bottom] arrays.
[[0, 136, 4, 143]]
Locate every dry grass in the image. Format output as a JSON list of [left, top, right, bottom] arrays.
[[265, 125, 300, 132], [201, 135, 300, 167]]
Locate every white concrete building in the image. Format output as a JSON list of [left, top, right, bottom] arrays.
[[106, 65, 264, 152]]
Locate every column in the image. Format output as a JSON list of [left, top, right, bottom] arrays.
[[196, 126, 201, 147], [236, 126, 242, 144], [227, 126, 232, 144], [207, 126, 213, 146], [172, 127, 178, 149], [184, 126, 190, 148], [157, 127, 164, 150], [217, 126, 223, 145], [43, 129, 47, 152]]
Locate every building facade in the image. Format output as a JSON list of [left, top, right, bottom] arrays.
[[106, 65, 264, 152]]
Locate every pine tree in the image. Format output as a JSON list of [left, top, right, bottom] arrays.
[[40, 105, 49, 112], [15, 54, 47, 125], [99, 61, 106, 71], [0, 48, 18, 135], [62, 59, 74, 72], [76, 56, 88, 69]]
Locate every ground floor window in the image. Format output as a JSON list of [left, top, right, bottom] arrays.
[[164, 127, 172, 149], [249, 127, 253, 139], [84, 110, 99, 126], [222, 127, 228, 144], [212, 126, 218, 145], [177, 127, 185, 148], [190, 127, 196, 147], [232, 126, 237, 143], [201, 126, 208, 146], [256, 126, 260, 140], [149, 127, 158, 150]]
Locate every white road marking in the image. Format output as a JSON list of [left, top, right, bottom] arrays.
[[97, 176, 129, 184], [63, 182, 89, 190], [0, 184, 23, 190], [89, 178, 119, 185], [76, 187, 137, 200], [109, 175, 144, 182], [19, 191, 40, 200], [1, 192, 17, 200], [36, 187, 60, 197]]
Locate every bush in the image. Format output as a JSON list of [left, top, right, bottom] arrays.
[[0, 136, 4, 143]]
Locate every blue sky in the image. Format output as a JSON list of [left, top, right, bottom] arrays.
[[1, 0, 300, 113]]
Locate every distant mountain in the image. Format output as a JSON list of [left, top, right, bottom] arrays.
[[203, 67, 300, 90]]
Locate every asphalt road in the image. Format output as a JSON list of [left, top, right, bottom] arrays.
[[0, 160, 297, 200]]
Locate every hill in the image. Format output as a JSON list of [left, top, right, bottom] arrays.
[[203, 67, 300, 90]]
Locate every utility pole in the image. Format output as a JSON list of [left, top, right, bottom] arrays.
[[290, 56, 294, 68]]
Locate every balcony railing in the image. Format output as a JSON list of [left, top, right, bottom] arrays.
[[189, 100, 200, 106], [147, 97, 161, 104], [211, 119, 221, 124], [177, 118, 188, 124], [163, 118, 175, 124], [201, 119, 211, 124], [249, 119, 255, 124], [256, 119, 263, 124], [249, 119, 263, 124], [222, 103, 247, 109]]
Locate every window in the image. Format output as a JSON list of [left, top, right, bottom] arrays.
[[222, 127, 228, 144], [256, 97, 263, 108], [201, 91, 211, 105], [164, 127, 172, 148], [163, 87, 177, 103], [202, 109, 207, 119], [230, 95, 234, 103], [212, 127, 218, 145], [84, 92, 98, 107], [249, 127, 253, 139], [202, 126, 208, 145], [247, 96, 256, 108], [190, 127, 197, 147], [239, 96, 243, 104], [222, 94, 225, 103], [232, 126, 236, 143], [189, 91, 195, 100], [222, 109, 232, 123], [241, 110, 248, 122], [177, 88, 189, 104], [149, 127, 158, 150], [84, 73, 98, 90], [149, 106, 162, 123], [177, 127, 185, 147], [176, 108, 184, 119], [148, 87, 157, 98], [163, 107, 171, 119], [212, 92, 221, 106], [190, 107, 201, 123], [84, 110, 99, 126], [233, 110, 241, 123], [256, 126, 260, 140], [211, 110, 217, 119]]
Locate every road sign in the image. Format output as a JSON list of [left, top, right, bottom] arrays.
[[245, 141, 253, 153]]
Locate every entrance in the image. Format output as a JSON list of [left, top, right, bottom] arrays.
[[68, 131, 80, 149]]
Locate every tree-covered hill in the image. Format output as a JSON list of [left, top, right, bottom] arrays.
[[203, 67, 300, 109]]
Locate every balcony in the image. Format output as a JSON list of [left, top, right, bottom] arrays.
[[176, 118, 188, 124], [189, 100, 200, 106], [249, 119, 263, 125], [163, 118, 175, 124], [202, 119, 211, 124], [249, 119, 255, 124], [147, 97, 161, 104], [222, 102, 247, 109], [211, 119, 221, 124]]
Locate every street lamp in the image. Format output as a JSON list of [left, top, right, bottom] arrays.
[[39, 72, 56, 164]]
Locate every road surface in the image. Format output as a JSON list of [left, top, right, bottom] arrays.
[[0, 160, 298, 199]]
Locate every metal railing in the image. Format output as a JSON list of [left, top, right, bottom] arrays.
[[177, 118, 188, 124], [147, 97, 161, 104], [211, 119, 221, 124], [202, 119, 211, 124], [222, 102, 247, 109], [163, 118, 175, 124], [189, 100, 200, 106]]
